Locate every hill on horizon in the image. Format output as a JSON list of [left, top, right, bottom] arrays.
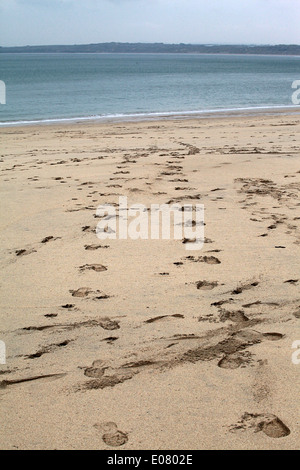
[[1, 42, 300, 55]]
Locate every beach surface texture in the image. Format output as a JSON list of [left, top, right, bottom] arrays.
[[0, 113, 299, 450]]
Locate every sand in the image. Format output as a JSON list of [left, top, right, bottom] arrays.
[[0, 113, 299, 450]]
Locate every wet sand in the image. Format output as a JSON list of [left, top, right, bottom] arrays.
[[0, 113, 299, 449]]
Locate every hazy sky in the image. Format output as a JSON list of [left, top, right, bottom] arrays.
[[0, 0, 299, 47]]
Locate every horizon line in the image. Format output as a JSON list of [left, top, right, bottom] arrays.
[[1, 41, 300, 49]]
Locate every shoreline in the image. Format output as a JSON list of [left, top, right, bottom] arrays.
[[1, 105, 300, 129]]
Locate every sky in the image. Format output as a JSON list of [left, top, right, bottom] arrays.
[[0, 0, 299, 47]]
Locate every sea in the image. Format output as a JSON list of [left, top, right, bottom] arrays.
[[0, 53, 300, 126]]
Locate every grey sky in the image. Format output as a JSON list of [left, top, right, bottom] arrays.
[[0, 0, 299, 47]]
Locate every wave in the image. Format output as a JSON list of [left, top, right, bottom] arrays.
[[0, 105, 300, 127]]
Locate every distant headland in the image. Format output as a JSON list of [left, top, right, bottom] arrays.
[[1, 42, 300, 55]]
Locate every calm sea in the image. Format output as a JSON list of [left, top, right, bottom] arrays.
[[0, 53, 299, 126]]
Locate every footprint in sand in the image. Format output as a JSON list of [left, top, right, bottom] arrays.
[[231, 281, 259, 295], [85, 360, 107, 379], [70, 287, 92, 298], [94, 422, 128, 447], [0, 373, 66, 390], [232, 329, 284, 343], [26, 340, 71, 359], [218, 352, 253, 369], [94, 294, 111, 301], [145, 314, 184, 324], [85, 244, 110, 250], [284, 279, 299, 285], [293, 308, 300, 319], [231, 413, 291, 439], [187, 255, 221, 265], [15, 248, 36, 257], [182, 237, 196, 245], [79, 264, 107, 273], [41, 236, 55, 244], [200, 256, 221, 265], [82, 226, 95, 233], [242, 300, 279, 308], [219, 309, 249, 323], [197, 280, 218, 290], [99, 317, 120, 330], [262, 332, 285, 341], [101, 336, 119, 344]]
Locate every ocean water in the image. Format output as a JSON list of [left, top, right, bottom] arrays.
[[0, 53, 299, 126]]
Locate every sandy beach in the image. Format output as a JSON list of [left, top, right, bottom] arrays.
[[0, 112, 299, 450]]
